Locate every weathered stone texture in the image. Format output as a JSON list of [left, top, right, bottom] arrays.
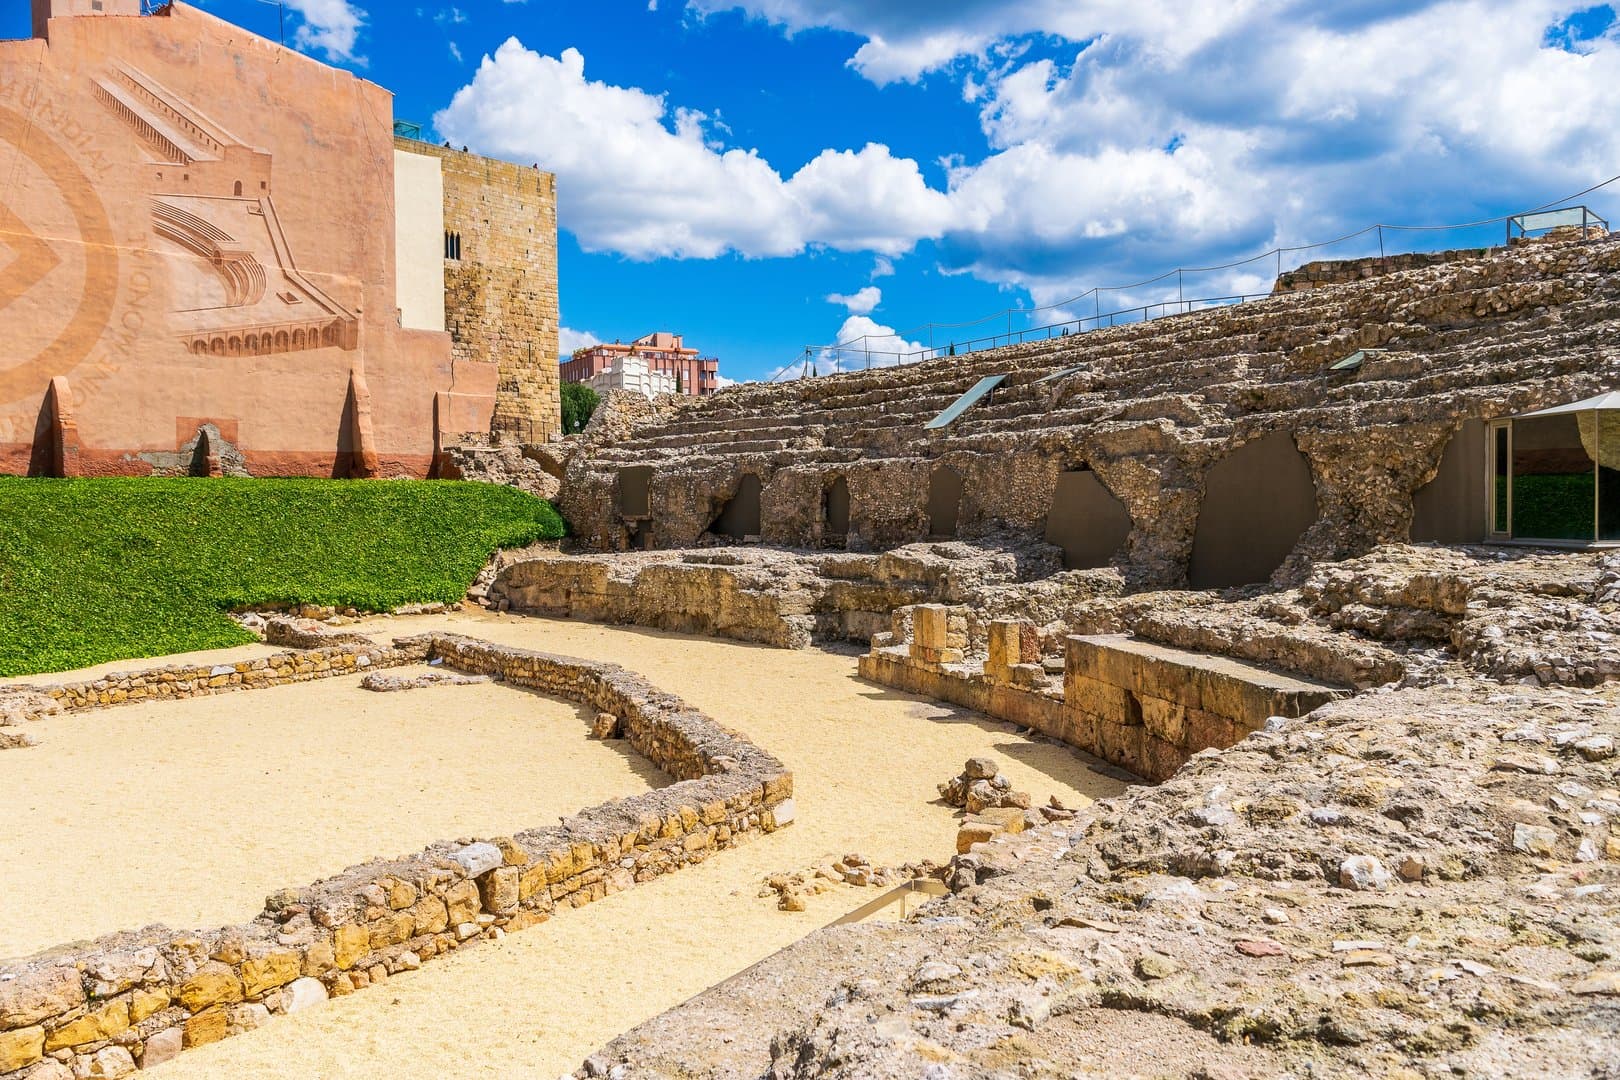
[[489, 540, 1061, 649], [581, 671, 1620, 1080], [559, 236, 1620, 588]]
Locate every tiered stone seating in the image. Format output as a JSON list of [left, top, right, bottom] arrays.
[[560, 235, 1620, 585]]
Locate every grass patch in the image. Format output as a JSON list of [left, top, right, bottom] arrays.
[[0, 477, 565, 677]]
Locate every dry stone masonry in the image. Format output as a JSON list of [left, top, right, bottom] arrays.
[[0, 634, 792, 1078]]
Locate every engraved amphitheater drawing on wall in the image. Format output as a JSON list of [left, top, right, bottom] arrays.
[[94, 63, 359, 359], [0, 99, 117, 412]]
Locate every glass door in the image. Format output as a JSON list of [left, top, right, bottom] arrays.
[[1488, 419, 1511, 540]]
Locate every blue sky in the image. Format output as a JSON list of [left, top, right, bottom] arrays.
[[10, 1, 1620, 381]]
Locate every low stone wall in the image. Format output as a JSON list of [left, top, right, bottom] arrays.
[[9, 641, 423, 725], [0, 634, 792, 1078], [859, 606, 1347, 782], [493, 554, 819, 648]]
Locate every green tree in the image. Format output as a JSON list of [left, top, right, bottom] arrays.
[[561, 381, 601, 435]]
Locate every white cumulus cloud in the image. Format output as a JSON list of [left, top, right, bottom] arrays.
[[435, 41, 951, 260], [826, 286, 881, 315], [434, 4, 1620, 318], [284, 0, 366, 62], [559, 326, 603, 355]]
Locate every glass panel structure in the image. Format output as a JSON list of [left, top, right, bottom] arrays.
[[1510, 414, 1595, 542], [923, 374, 1007, 430], [1600, 409, 1620, 542], [1492, 423, 1510, 535]]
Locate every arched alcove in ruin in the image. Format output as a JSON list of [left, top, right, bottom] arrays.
[[1412, 419, 1486, 544], [927, 467, 963, 537], [712, 473, 763, 540], [1044, 466, 1132, 569], [618, 466, 654, 519], [824, 475, 851, 539], [1189, 431, 1318, 588]]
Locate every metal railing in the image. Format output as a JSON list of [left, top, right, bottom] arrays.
[[799, 292, 1272, 375], [779, 174, 1620, 381]]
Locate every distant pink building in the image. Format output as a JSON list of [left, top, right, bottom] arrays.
[[560, 332, 720, 397]]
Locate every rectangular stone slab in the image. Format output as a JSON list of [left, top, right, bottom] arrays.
[[1065, 634, 1349, 730]]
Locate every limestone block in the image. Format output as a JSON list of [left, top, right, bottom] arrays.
[[518, 863, 549, 902], [183, 1007, 228, 1048], [1097, 720, 1144, 772], [1184, 708, 1246, 753], [176, 964, 243, 1011], [1140, 696, 1188, 744], [85, 949, 159, 999], [986, 621, 1020, 681], [386, 879, 419, 909], [975, 807, 1027, 834], [130, 988, 170, 1024], [139, 1027, 183, 1069], [1061, 711, 1098, 753], [1195, 669, 1254, 723], [956, 822, 1000, 853], [302, 940, 336, 977], [772, 798, 797, 827], [368, 911, 416, 951], [283, 978, 328, 1015], [0, 967, 85, 1028], [1064, 673, 1131, 721], [444, 880, 482, 925], [83, 1045, 136, 1078], [227, 1002, 271, 1034], [43, 997, 129, 1051], [1065, 635, 1139, 691], [0, 1025, 44, 1073], [409, 896, 450, 936], [239, 951, 301, 997], [451, 843, 503, 877], [1009, 663, 1044, 690], [1142, 735, 1188, 782], [479, 866, 521, 916], [333, 924, 372, 971], [912, 605, 951, 655]]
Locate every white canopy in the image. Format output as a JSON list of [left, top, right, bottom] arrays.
[[1515, 392, 1620, 418]]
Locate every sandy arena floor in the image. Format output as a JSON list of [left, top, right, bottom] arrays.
[[11, 611, 1130, 1077], [0, 666, 665, 960]]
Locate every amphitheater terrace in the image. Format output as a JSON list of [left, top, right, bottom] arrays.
[[466, 232, 1620, 1078]]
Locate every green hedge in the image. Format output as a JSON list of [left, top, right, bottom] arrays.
[[0, 477, 565, 677], [1511, 472, 1595, 542]]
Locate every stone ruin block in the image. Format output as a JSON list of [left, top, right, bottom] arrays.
[[985, 620, 1040, 684], [910, 604, 966, 667], [1008, 663, 1045, 690]]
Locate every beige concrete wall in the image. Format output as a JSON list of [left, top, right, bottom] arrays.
[[392, 149, 445, 333]]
